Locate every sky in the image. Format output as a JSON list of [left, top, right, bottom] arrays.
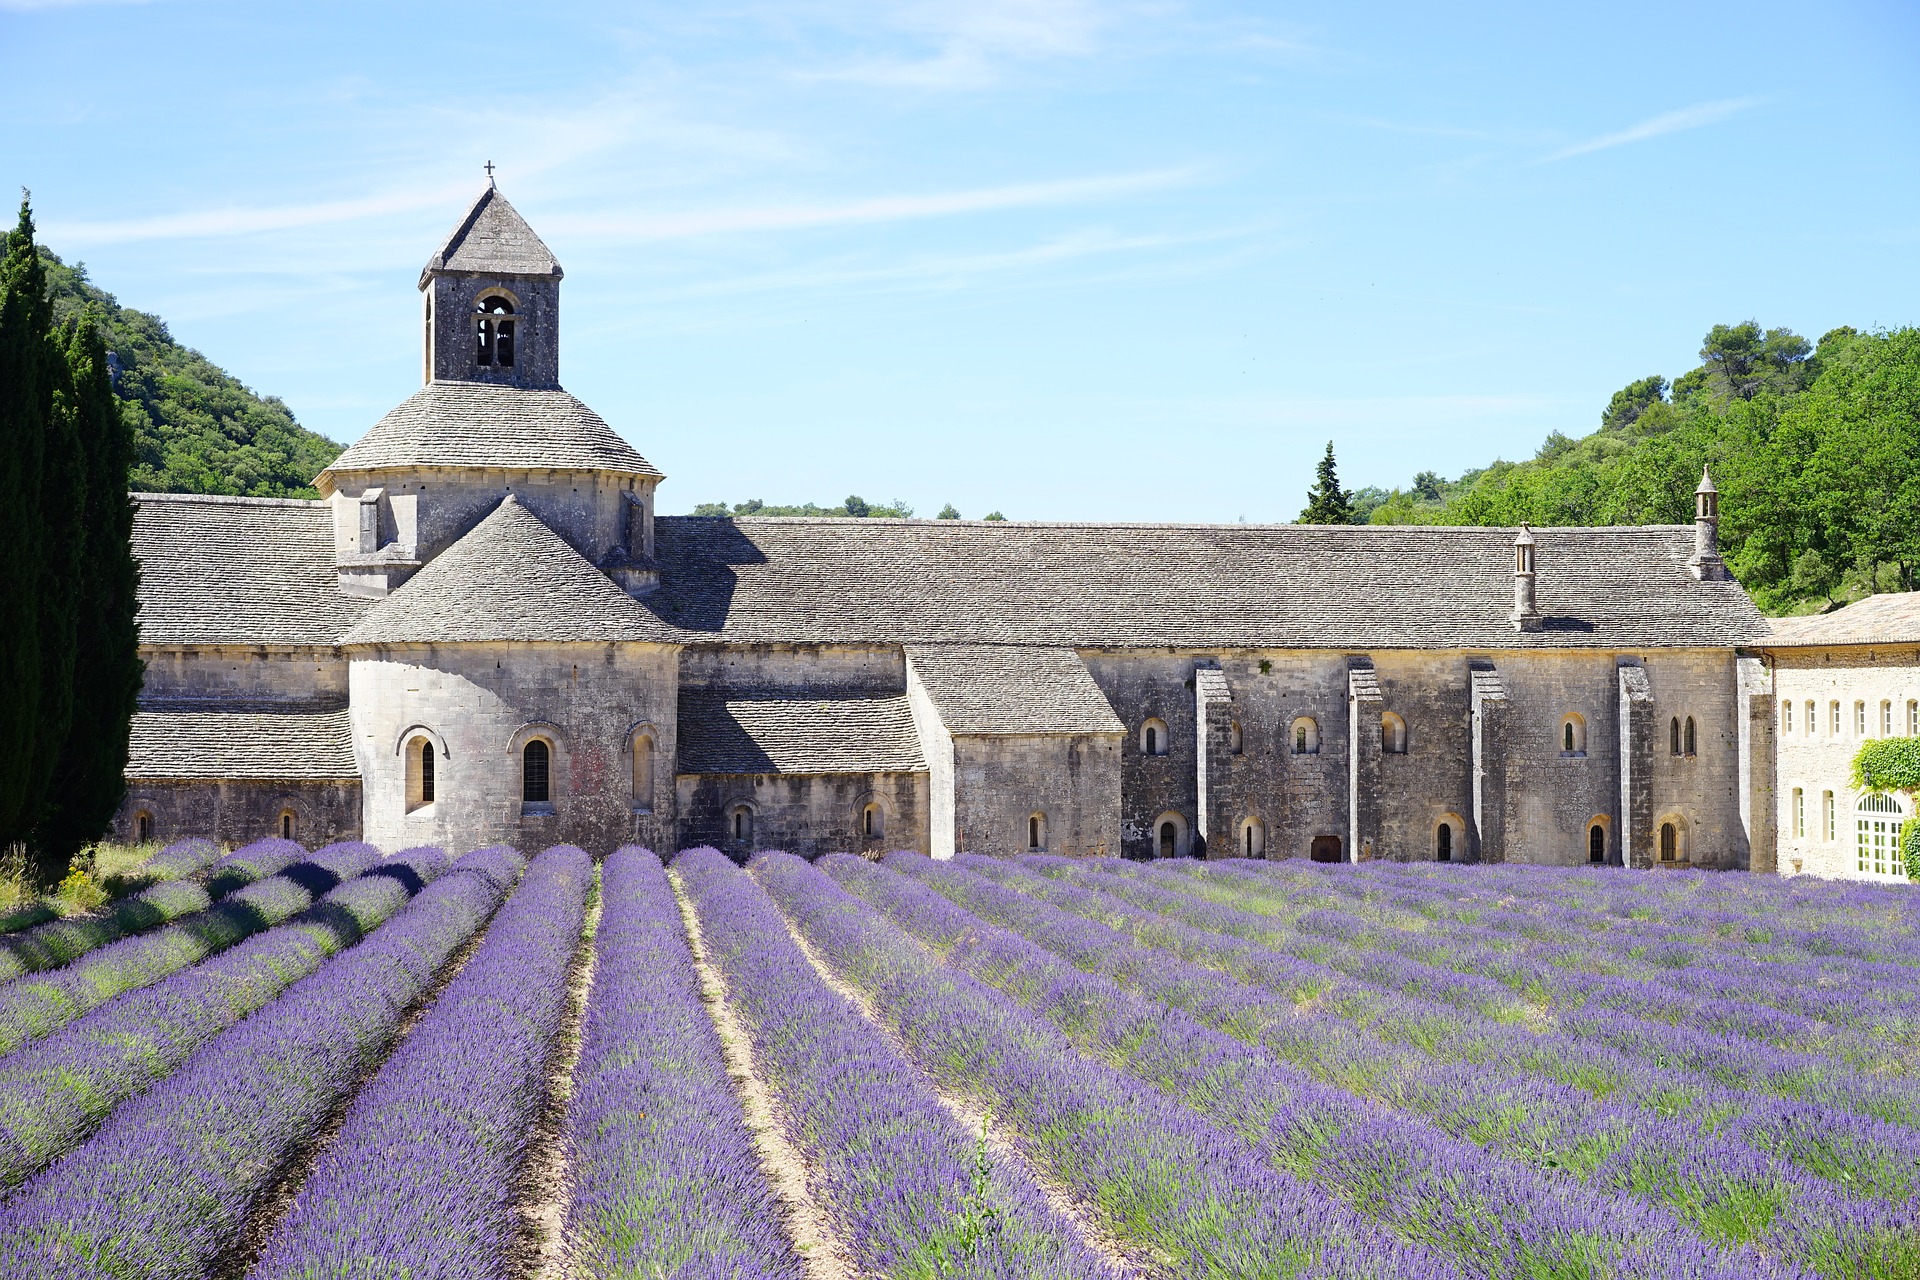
[[3, 1, 1917, 520]]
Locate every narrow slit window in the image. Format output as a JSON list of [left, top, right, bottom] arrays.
[[1684, 717, 1696, 756], [1589, 823, 1605, 864], [523, 740, 551, 804], [1436, 823, 1452, 863]]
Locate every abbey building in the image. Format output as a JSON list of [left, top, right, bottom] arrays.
[[118, 185, 1779, 869]]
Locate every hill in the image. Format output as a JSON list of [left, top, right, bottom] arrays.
[[1360, 322, 1920, 615], [39, 248, 343, 498]]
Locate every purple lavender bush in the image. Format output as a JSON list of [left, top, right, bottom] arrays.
[[0, 845, 524, 1280], [676, 847, 1123, 1280], [0, 846, 451, 1189], [562, 847, 801, 1280], [247, 845, 592, 1280]]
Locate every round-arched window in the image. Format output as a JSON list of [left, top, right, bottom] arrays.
[[1290, 717, 1319, 755], [1141, 718, 1169, 757], [475, 293, 517, 368], [523, 739, 551, 805], [1381, 712, 1407, 754]]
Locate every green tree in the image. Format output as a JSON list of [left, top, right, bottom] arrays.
[[1298, 441, 1355, 524], [38, 312, 143, 864], [937, 503, 961, 519], [1600, 375, 1668, 432], [1700, 321, 1812, 400]]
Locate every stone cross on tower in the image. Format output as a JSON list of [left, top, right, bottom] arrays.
[[484, 160, 495, 185]]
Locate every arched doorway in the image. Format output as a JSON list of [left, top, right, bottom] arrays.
[[1310, 834, 1343, 863], [1589, 823, 1606, 864], [1436, 824, 1452, 863], [1158, 820, 1177, 857]]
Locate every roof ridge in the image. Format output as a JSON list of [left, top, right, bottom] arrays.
[[134, 492, 329, 509], [665, 515, 1698, 534]]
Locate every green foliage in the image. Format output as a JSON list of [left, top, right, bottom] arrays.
[[1849, 737, 1920, 794], [1601, 376, 1669, 432], [690, 496, 917, 518], [37, 247, 341, 497], [982, 510, 1006, 521], [937, 503, 961, 519], [1901, 818, 1920, 882], [1299, 441, 1355, 524]]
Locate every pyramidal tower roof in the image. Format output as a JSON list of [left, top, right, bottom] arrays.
[[419, 183, 562, 287]]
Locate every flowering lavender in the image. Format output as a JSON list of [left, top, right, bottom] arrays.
[[0, 837, 306, 983], [246, 844, 590, 1280], [140, 836, 223, 881], [0, 840, 384, 1056], [0, 845, 524, 1280], [676, 847, 1123, 1280], [562, 847, 802, 1280], [0, 846, 450, 1189]]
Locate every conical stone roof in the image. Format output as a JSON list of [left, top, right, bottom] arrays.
[[340, 496, 675, 645], [420, 185, 561, 284], [316, 381, 661, 487]]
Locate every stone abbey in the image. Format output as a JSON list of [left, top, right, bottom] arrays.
[[118, 185, 1784, 870]]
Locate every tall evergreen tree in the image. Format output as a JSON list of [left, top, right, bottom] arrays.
[[29, 311, 85, 881], [0, 197, 51, 853], [1299, 440, 1356, 524], [38, 312, 142, 866]]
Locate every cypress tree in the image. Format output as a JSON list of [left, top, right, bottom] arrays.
[[38, 311, 142, 867], [28, 309, 84, 882], [0, 197, 50, 853], [1298, 440, 1356, 524]]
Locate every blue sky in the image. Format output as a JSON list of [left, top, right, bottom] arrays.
[[4, 1, 1917, 519]]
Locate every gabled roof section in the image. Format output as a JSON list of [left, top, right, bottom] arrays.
[[133, 494, 371, 648], [420, 184, 561, 285], [128, 708, 357, 780], [1764, 591, 1920, 648], [677, 692, 926, 774], [317, 382, 661, 487], [341, 496, 674, 645], [647, 519, 1771, 651], [906, 645, 1123, 735]]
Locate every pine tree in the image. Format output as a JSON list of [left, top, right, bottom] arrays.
[[38, 311, 142, 867], [1298, 440, 1356, 524], [0, 197, 51, 853]]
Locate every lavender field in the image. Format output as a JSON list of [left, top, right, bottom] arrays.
[[0, 842, 1913, 1279]]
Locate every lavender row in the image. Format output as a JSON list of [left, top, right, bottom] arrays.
[[0, 839, 224, 939], [1038, 856, 1920, 1134], [0, 846, 449, 1190], [0, 836, 305, 983], [924, 854, 1918, 1278], [838, 854, 1797, 1280], [0, 839, 383, 1056], [250, 845, 592, 1280], [750, 849, 1468, 1280], [0, 845, 525, 1280], [975, 856, 1920, 1213], [675, 847, 1119, 1280], [563, 847, 801, 1280]]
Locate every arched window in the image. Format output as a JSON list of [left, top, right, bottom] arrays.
[[863, 802, 884, 841], [1683, 717, 1696, 757], [1239, 816, 1266, 858], [1028, 812, 1047, 851], [1588, 822, 1606, 864], [1660, 821, 1678, 862], [135, 810, 154, 843], [1781, 700, 1793, 733], [1908, 700, 1917, 736], [522, 739, 551, 805], [1857, 792, 1904, 877], [279, 810, 297, 842], [406, 736, 435, 813], [1824, 790, 1836, 841], [1380, 712, 1407, 754], [1882, 701, 1894, 737], [631, 733, 655, 811], [1855, 701, 1867, 736], [475, 293, 516, 367], [1792, 787, 1805, 838], [1561, 713, 1587, 756], [1669, 718, 1681, 756], [729, 804, 754, 847], [1290, 717, 1319, 755], [1152, 812, 1188, 859], [1228, 721, 1243, 755], [1436, 823, 1452, 863], [1141, 718, 1169, 756]]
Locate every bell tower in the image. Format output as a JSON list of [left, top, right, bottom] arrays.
[[420, 179, 563, 389]]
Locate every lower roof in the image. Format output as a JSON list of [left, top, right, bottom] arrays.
[[677, 692, 926, 775], [906, 645, 1123, 735], [1764, 592, 1920, 648], [128, 708, 358, 781]]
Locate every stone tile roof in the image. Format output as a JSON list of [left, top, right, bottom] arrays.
[[341, 496, 676, 646], [1763, 592, 1920, 648], [133, 494, 371, 648], [421, 185, 562, 282], [646, 518, 1771, 651], [677, 692, 927, 774], [905, 645, 1123, 735], [317, 381, 661, 486], [128, 708, 358, 780]]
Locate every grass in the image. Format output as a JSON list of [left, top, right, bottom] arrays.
[[0, 842, 172, 934]]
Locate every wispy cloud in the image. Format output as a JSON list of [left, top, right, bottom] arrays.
[[44, 182, 477, 246], [801, 0, 1106, 89], [1544, 97, 1760, 161], [549, 167, 1203, 240]]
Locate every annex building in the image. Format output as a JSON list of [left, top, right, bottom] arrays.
[[117, 185, 1779, 869]]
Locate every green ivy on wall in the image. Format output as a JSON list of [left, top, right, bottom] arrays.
[[1850, 738, 1920, 881]]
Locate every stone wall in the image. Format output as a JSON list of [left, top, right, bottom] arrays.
[[349, 641, 680, 854], [679, 643, 903, 692], [115, 781, 361, 847], [951, 734, 1121, 858], [425, 272, 561, 389], [139, 646, 347, 705], [675, 771, 928, 858]]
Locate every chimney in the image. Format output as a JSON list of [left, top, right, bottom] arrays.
[[1688, 466, 1725, 581], [356, 487, 385, 555], [1510, 524, 1543, 632]]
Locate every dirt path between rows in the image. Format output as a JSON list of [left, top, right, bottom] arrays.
[[670, 868, 857, 1280], [758, 872, 1147, 1280]]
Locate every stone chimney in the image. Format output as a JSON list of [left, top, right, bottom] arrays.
[[1510, 525, 1543, 632], [1688, 466, 1725, 581]]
